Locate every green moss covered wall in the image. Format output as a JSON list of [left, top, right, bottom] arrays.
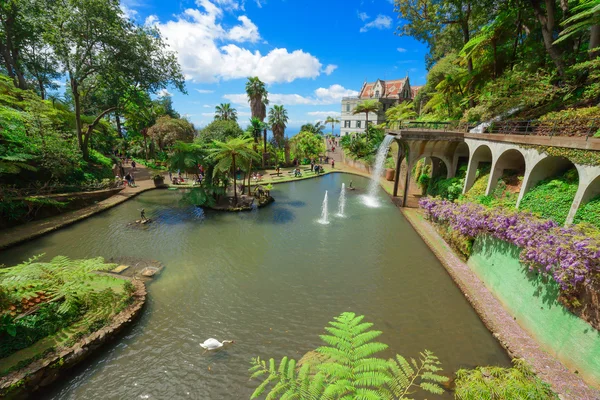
[[467, 236, 600, 387]]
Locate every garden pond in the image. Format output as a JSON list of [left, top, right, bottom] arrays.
[[0, 173, 510, 399]]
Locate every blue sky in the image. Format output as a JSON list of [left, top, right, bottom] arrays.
[[120, 0, 428, 135]]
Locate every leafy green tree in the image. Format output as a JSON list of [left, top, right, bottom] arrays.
[[290, 131, 326, 161], [248, 117, 267, 145], [245, 77, 269, 165], [44, 0, 184, 160], [215, 103, 238, 122], [324, 116, 340, 136], [168, 141, 205, 174], [197, 119, 244, 143], [249, 312, 447, 399], [555, 0, 600, 58], [147, 115, 195, 151], [353, 99, 382, 139], [209, 137, 259, 204], [299, 122, 326, 135], [268, 104, 289, 144]]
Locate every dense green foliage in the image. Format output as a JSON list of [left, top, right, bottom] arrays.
[[249, 312, 447, 399], [340, 126, 387, 165], [395, 0, 600, 122], [197, 120, 245, 144], [454, 359, 558, 399], [574, 195, 600, 227], [290, 131, 326, 162], [0, 255, 132, 360], [520, 169, 579, 224]]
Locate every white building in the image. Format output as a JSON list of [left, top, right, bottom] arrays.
[[340, 77, 421, 136]]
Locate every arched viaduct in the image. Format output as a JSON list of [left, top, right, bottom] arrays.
[[387, 129, 600, 225]]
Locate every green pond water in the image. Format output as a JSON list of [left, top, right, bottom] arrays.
[[0, 173, 510, 399]]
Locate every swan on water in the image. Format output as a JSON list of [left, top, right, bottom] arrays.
[[200, 338, 235, 353]]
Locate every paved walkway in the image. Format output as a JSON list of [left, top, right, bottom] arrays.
[[0, 165, 161, 250], [402, 208, 600, 400]]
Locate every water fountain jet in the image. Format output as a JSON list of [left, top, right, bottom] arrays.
[[318, 191, 329, 224], [336, 183, 346, 217]]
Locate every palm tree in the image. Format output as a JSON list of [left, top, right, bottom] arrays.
[[245, 77, 269, 166], [385, 102, 417, 128], [299, 122, 326, 135], [168, 142, 204, 176], [248, 117, 266, 144], [209, 137, 258, 204], [324, 116, 340, 136], [268, 105, 289, 144], [353, 99, 382, 139], [214, 103, 238, 122]]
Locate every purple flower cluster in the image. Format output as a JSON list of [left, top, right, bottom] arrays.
[[419, 197, 600, 293]]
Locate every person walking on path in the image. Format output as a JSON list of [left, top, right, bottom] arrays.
[[131, 160, 137, 171], [331, 159, 335, 169]]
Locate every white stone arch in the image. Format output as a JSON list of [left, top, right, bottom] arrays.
[[566, 167, 600, 225], [463, 143, 493, 194], [516, 156, 581, 208], [485, 148, 527, 196], [451, 141, 470, 178]]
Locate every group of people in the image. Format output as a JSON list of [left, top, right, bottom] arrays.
[[252, 172, 263, 181], [115, 171, 136, 187]]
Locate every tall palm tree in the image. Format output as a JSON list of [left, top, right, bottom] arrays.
[[324, 116, 340, 136], [268, 105, 289, 144], [248, 117, 266, 144], [214, 103, 238, 122], [245, 77, 269, 166], [209, 137, 258, 204], [353, 99, 382, 140]]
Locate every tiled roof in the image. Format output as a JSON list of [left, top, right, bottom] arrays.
[[359, 78, 409, 99], [411, 86, 423, 98]]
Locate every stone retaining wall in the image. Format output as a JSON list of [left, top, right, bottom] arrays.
[[0, 279, 146, 399]]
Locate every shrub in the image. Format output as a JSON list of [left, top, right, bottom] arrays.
[[573, 195, 600, 228], [519, 168, 578, 224]]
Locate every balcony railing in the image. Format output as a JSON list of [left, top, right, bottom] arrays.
[[386, 119, 600, 139]]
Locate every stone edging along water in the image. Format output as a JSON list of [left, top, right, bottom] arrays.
[[401, 208, 600, 400], [0, 278, 146, 399]]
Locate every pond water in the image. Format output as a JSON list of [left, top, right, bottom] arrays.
[[0, 173, 510, 399]]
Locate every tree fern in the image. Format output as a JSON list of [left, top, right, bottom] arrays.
[[249, 312, 448, 400]]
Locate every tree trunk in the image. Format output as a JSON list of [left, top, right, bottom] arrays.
[[247, 159, 253, 195], [82, 107, 117, 161], [232, 154, 237, 204], [461, 19, 475, 108], [71, 78, 84, 157], [37, 77, 45, 100], [365, 112, 369, 140], [262, 128, 267, 168], [529, 0, 566, 76], [590, 23, 600, 59], [511, 13, 523, 68], [143, 133, 148, 161], [116, 114, 124, 138]]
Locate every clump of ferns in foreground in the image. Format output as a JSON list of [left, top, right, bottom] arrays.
[[249, 312, 447, 399]]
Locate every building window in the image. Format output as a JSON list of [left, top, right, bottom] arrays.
[[356, 121, 361, 128], [344, 120, 350, 128], [375, 90, 380, 97], [346, 104, 350, 112]]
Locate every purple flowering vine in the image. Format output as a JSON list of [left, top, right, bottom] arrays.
[[419, 197, 600, 295]]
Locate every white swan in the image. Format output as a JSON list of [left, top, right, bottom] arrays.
[[200, 338, 235, 353]]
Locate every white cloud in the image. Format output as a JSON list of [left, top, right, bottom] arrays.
[[323, 64, 338, 75], [144, 15, 158, 26], [397, 47, 407, 52], [360, 15, 392, 33], [202, 112, 216, 117], [152, 0, 324, 83], [223, 84, 358, 106], [158, 88, 172, 97], [212, 0, 243, 11], [120, 4, 138, 19], [228, 16, 260, 43], [195, 89, 215, 94], [203, 104, 213, 108], [357, 12, 369, 21], [307, 111, 341, 118]]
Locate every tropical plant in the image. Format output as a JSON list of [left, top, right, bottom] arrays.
[[353, 100, 381, 139], [167, 141, 204, 174], [324, 116, 340, 136], [248, 117, 267, 145], [454, 358, 558, 399], [249, 312, 447, 399], [245, 77, 269, 164], [147, 115, 195, 151], [299, 122, 326, 135], [214, 103, 238, 122], [268, 105, 289, 144], [196, 119, 244, 143], [385, 102, 417, 127], [290, 131, 326, 161], [209, 137, 259, 203]]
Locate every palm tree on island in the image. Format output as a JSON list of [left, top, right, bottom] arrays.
[[324, 116, 340, 136], [245, 77, 269, 166], [214, 103, 237, 122], [209, 137, 258, 205], [353, 99, 381, 140]]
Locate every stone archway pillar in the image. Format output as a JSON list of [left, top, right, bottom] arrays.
[[393, 142, 405, 198], [565, 166, 600, 225]]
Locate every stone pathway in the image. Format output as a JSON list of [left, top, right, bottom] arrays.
[[402, 208, 600, 400], [0, 165, 161, 250]]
